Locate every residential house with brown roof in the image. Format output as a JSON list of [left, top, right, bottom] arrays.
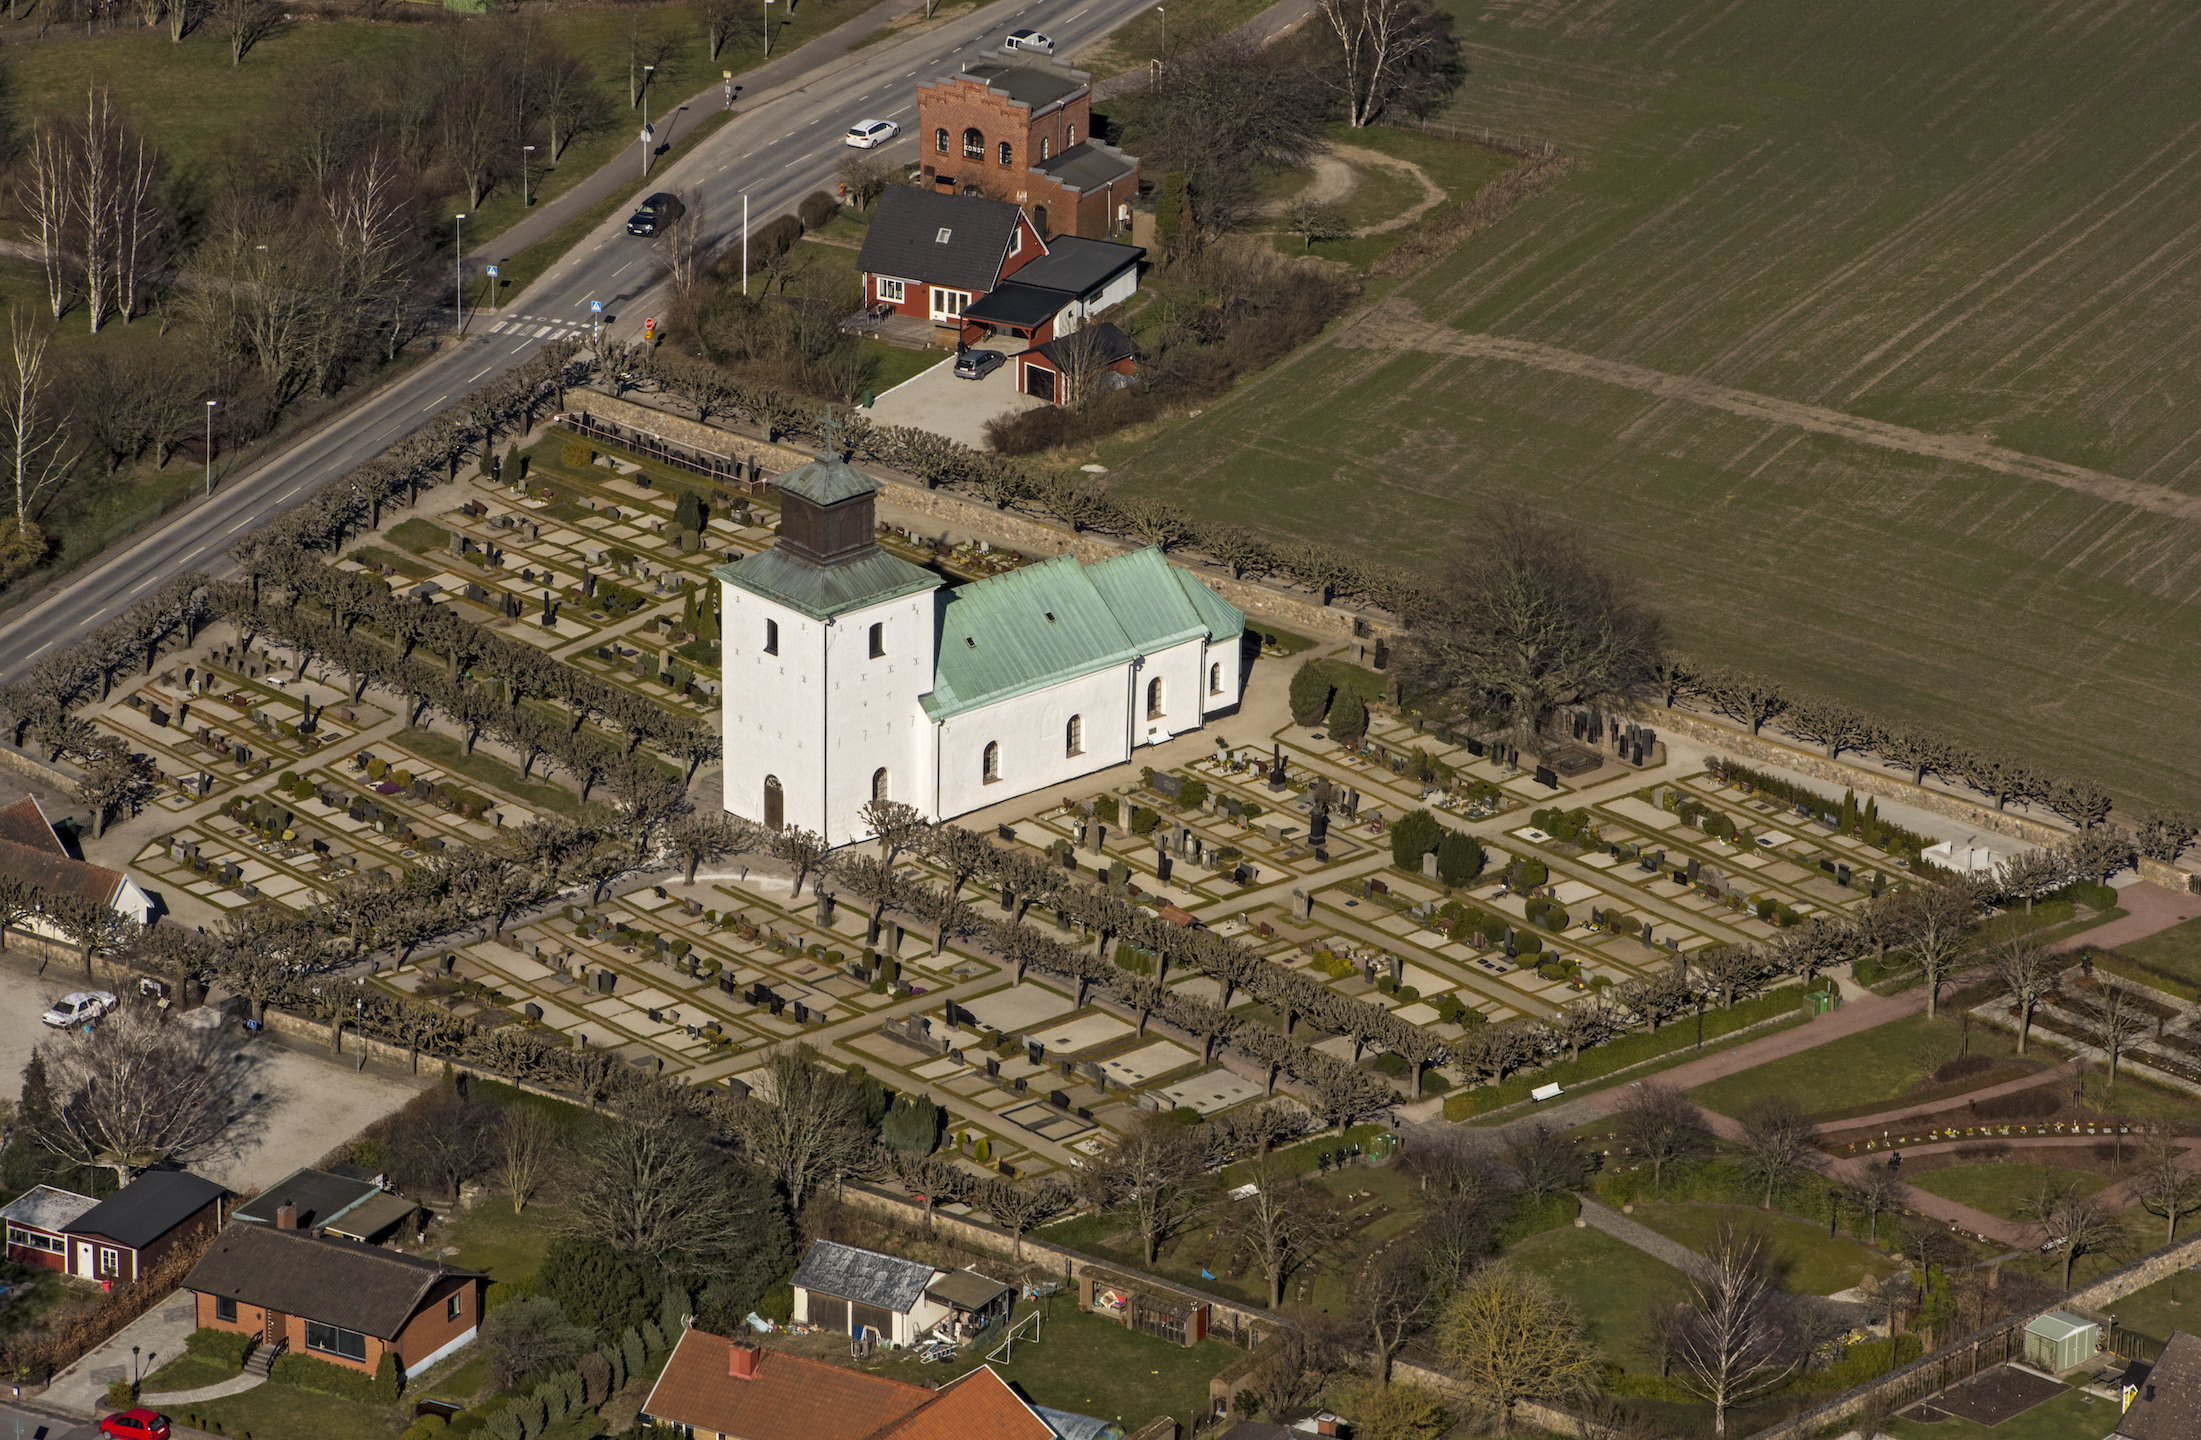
[[2113, 1328, 2201, 1440], [0, 796, 153, 946], [642, 1331, 1123, 1440], [184, 1216, 485, 1378]]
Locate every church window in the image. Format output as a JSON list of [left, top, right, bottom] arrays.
[[935, 128, 949, 153], [765, 619, 779, 655], [963, 128, 984, 159], [982, 742, 1001, 784], [1209, 662, 1222, 695], [869, 622, 884, 658], [872, 768, 889, 802], [1065, 715, 1083, 756], [764, 775, 784, 830], [999, 141, 1013, 166], [1146, 677, 1165, 719]]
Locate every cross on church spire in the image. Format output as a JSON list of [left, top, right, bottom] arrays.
[[818, 405, 840, 461]]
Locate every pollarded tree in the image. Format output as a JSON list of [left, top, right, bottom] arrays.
[[1234, 1152, 1344, 1308], [1397, 506, 1661, 751], [981, 1177, 1073, 1260], [1699, 668, 1786, 736], [1082, 1110, 1211, 1264]]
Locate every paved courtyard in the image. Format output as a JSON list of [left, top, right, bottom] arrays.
[[865, 344, 1046, 447]]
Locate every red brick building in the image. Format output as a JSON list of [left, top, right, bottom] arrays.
[[916, 61, 1139, 240], [185, 1214, 486, 1380]]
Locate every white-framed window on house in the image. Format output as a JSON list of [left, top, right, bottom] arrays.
[[305, 1320, 368, 1362], [982, 742, 1002, 783], [447, 1291, 464, 1322], [876, 278, 906, 303], [998, 140, 1013, 166], [214, 1296, 238, 1323], [1067, 123, 1077, 146], [1209, 662, 1222, 695], [1065, 714, 1083, 756], [1146, 677, 1166, 720], [1009, 227, 1022, 256], [98, 1247, 120, 1277], [931, 289, 969, 320], [6, 1226, 61, 1254], [1040, 137, 1051, 160]]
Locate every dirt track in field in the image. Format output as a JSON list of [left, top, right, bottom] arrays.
[[1338, 297, 2201, 524]]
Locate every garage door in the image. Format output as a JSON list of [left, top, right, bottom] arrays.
[[808, 1294, 849, 1333], [1025, 363, 1056, 401]]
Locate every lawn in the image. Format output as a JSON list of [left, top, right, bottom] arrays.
[[1909, 1165, 2113, 1224], [1503, 1223, 1689, 1373], [188, 1379, 399, 1440], [2092, 1266, 2201, 1355], [2118, 918, 2201, 992], [1626, 1203, 1896, 1296], [1883, 1383, 2114, 1440], [1687, 1012, 2003, 1119], [1097, 0, 2201, 813], [141, 1352, 238, 1394], [909, 1298, 1235, 1431], [444, 1198, 564, 1285]]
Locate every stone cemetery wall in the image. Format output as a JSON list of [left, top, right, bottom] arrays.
[[574, 393, 814, 474]]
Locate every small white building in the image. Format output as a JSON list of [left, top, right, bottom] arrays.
[[1923, 837, 2001, 875], [788, 1240, 1010, 1348], [719, 450, 1243, 844]]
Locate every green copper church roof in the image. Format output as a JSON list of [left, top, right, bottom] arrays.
[[715, 545, 937, 622], [774, 451, 881, 507]]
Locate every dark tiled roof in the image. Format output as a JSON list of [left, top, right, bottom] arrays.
[[0, 838, 124, 909], [964, 284, 1069, 329], [1032, 322, 1138, 369], [859, 187, 1029, 295], [0, 797, 66, 854], [954, 62, 1088, 110], [66, 1172, 225, 1250], [717, 546, 938, 623], [792, 1240, 934, 1312], [925, 1270, 1011, 1311], [0, 1184, 99, 1233], [2118, 1330, 2201, 1440], [643, 1330, 933, 1440], [184, 1224, 479, 1340], [1007, 236, 1142, 298], [232, 1167, 381, 1232], [1033, 142, 1138, 194]]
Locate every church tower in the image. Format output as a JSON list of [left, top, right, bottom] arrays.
[[717, 440, 940, 845]]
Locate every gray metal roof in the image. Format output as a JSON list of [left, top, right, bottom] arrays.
[[1033, 141, 1139, 194], [954, 61, 1089, 110], [926, 1268, 1012, 1311], [1033, 322, 1138, 371], [66, 1171, 226, 1250], [233, 1166, 380, 1232], [718, 546, 939, 623], [791, 1239, 935, 1312], [777, 453, 882, 507], [858, 187, 1028, 294], [1008, 236, 1142, 299], [0, 1184, 99, 1234]]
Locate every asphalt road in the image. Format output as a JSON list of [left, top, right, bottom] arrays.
[[0, 0, 1164, 684]]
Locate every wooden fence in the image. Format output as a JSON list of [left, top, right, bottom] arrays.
[[1376, 116, 1562, 156]]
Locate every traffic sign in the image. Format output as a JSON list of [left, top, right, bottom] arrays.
[[591, 300, 603, 313], [643, 317, 657, 341], [486, 265, 498, 278]]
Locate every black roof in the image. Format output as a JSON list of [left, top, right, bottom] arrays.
[[791, 1239, 934, 1313], [947, 61, 1088, 111], [1033, 141, 1139, 194], [858, 187, 1029, 294], [964, 283, 1069, 329], [1033, 321, 1138, 369], [232, 1166, 381, 1232], [185, 1224, 480, 1340], [65, 1171, 226, 1250], [1008, 236, 1142, 299]]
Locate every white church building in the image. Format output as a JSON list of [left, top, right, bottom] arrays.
[[717, 449, 1245, 843]]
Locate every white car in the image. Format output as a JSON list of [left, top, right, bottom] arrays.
[[845, 119, 899, 150], [43, 991, 117, 1028], [1005, 28, 1055, 53]]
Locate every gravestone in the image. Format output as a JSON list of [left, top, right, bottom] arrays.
[[1534, 765, 1559, 789], [524, 1002, 544, 1022], [1291, 889, 1313, 921], [1150, 772, 1184, 800], [1422, 852, 1439, 880], [594, 970, 617, 993], [1026, 1039, 1045, 1065], [1390, 955, 1404, 986]]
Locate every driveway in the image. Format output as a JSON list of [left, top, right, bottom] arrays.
[[42, 1289, 196, 1417], [0, 956, 430, 1194], [865, 345, 1047, 449]]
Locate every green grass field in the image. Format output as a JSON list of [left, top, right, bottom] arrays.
[[443, 1195, 564, 1284], [1908, 1164, 2111, 1223], [2119, 918, 2201, 990], [1505, 1224, 1689, 1373], [1626, 1203, 1896, 1295], [1686, 1012, 2004, 1119], [1101, 0, 2201, 810], [914, 1302, 1235, 1430]]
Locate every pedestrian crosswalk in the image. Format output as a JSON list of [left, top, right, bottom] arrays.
[[481, 313, 594, 340]]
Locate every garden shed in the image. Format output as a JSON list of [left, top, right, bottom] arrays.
[[1079, 1268, 1208, 1347], [2024, 1311, 2100, 1373]]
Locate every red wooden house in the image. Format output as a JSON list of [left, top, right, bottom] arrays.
[[1, 1185, 99, 1273]]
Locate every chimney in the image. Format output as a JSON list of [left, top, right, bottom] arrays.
[[276, 1203, 298, 1230], [728, 1342, 761, 1381]]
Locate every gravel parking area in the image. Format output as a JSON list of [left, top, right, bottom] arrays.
[[866, 346, 1047, 448]]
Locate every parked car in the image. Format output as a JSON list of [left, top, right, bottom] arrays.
[[954, 349, 1005, 380], [844, 119, 900, 149], [42, 991, 117, 1028], [1005, 27, 1054, 53], [99, 1410, 169, 1440], [626, 192, 686, 236]]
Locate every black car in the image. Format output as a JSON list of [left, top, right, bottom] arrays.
[[954, 349, 1005, 380], [627, 192, 685, 236]]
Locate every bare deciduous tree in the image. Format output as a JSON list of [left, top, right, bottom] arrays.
[[728, 1045, 873, 1212], [1615, 1082, 1712, 1200], [1081, 1110, 1210, 1264], [29, 1005, 239, 1186], [1732, 1097, 1817, 1210], [566, 1090, 781, 1275], [1234, 1153, 1344, 1308], [1670, 1225, 1805, 1437], [1360, 1245, 1433, 1383], [1316, 0, 1460, 127], [494, 1103, 563, 1212], [2132, 1139, 2201, 1245], [1503, 1122, 1587, 1208], [1990, 934, 2059, 1054], [1895, 877, 1981, 1019], [2085, 977, 2151, 1094], [1437, 1262, 1599, 1432]]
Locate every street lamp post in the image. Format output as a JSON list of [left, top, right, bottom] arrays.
[[763, 0, 775, 59], [204, 401, 217, 497], [641, 65, 656, 177], [522, 144, 536, 205], [454, 213, 467, 332], [742, 193, 749, 297], [1156, 5, 1164, 60], [724, 69, 735, 110]]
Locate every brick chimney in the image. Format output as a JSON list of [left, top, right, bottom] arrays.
[[276, 1202, 298, 1230], [728, 1342, 761, 1380]]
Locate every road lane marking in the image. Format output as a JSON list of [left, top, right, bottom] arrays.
[[469, 365, 495, 380], [227, 517, 255, 533], [128, 575, 159, 594], [27, 642, 50, 657], [422, 396, 444, 411]]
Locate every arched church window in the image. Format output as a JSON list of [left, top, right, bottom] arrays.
[[982, 742, 1001, 783], [764, 775, 784, 830]]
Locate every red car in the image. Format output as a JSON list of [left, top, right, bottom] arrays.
[[100, 1410, 170, 1440]]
